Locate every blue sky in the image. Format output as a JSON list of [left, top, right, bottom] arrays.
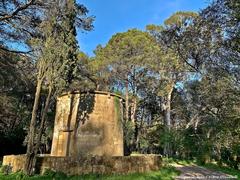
[[77, 0, 210, 56]]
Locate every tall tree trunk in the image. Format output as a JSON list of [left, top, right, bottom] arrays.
[[164, 86, 173, 129], [125, 80, 129, 121], [131, 96, 138, 151], [28, 86, 53, 174], [131, 97, 137, 123], [133, 122, 139, 151], [35, 86, 52, 153], [24, 78, 43, 175], [163, 84, 174, 157], [137, 108, 145, 152]]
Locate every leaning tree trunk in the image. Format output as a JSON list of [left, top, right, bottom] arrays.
[[24, 78, 43, 175], [30, 86, 53, 174]]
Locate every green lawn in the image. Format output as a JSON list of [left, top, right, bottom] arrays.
[[0, 166, 180, 180]]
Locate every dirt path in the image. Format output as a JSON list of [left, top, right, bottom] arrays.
[[173, 164, 237, 180]]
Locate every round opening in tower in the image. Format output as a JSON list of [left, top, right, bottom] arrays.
[[51, 91, 124, 157]]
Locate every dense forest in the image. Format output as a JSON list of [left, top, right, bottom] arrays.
[[0, 0, 239, 176]]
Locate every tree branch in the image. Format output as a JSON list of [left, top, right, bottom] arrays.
[[0, 0, 35, 21], [0, 46, 32, 54]]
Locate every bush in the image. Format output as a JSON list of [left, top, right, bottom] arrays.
[[54, 171, 67, 179], [42, 168, 67, 179], [0, 165, 12, 175], [14, 171, 28, 179], [42, 168, 56, 177]]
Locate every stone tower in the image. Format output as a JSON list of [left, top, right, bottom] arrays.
[[51, 91, 124, 157]]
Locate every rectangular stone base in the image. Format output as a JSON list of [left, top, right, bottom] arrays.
[[3, 154, 162, 175]]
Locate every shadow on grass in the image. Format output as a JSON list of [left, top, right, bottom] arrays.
[[162, 157, 239, 179], [162, 157, 195, 166], [200, 163, 240, 179]]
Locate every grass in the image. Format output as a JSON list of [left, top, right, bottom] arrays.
[[0, 166, 180, 180], [2, 158, 238, 179], [162, 157, 195, 166]]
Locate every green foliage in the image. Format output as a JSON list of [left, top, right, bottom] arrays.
[[142, 0, 240, 169], [0, 0, 47, 53], [93, 28, 161, 92], [147, 124, 185, 156], [0, 165, 12, 175], [0, 50, 33, 156], [42, 169, 56, 177], [43, 169, 67, 179], [123, 121, 135, 148], [164, 11, 198, 26], [14, 171, 28, 179], [29, 0, 94, 91]]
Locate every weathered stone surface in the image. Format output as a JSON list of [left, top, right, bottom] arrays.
[[3, 155, 162, 175], [51, 91, 124, 157], [2, 155, 26, 172]]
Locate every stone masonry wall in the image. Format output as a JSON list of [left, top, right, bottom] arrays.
[[3, 155, 162, 175], [51, 91, 124, 157], [2, 155, 26, 172]]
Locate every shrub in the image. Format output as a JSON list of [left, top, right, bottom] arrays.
[[0, 165, 12, 175], [42, 168, 56, 177], [42, 168, 67, 179]]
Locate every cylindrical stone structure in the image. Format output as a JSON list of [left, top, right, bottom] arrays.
[[51, 91, 124, 157]]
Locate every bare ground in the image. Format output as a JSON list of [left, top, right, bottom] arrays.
[[173, 164, 237, 180]]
